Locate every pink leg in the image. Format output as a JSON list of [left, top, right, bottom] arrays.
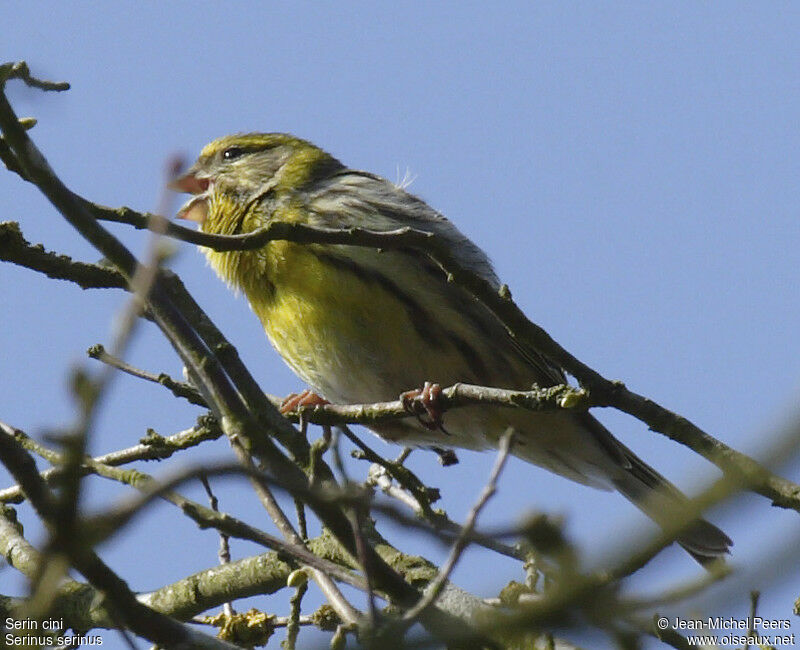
[[400, 381, 446, 431], [279, 389, 329, 415]]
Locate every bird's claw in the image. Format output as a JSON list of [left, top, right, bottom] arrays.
[[400, 381, 446, 432], [280, 389, 329, 414]]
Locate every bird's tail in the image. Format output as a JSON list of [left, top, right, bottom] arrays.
[[610, 447, 732, 565], [570, 414, 732, 566]]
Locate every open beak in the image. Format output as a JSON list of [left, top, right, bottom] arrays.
[[169, 167, 211, 224]]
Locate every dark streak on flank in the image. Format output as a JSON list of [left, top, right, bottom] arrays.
[[385, 247, 514, 382], [449, 335, 489, 383], [313, 250, 447, 347], [394, 238, 562, 385], [389, 244, 503, 345], [312, 250, 491, 383]]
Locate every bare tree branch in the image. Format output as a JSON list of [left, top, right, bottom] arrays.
[[0, 418, 222, 504], [0, 221, 127, 289], [0, 418, 240, 649]]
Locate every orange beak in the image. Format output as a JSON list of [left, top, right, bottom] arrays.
[[169, 169, 211, 224], [168, 171, 210, 195]]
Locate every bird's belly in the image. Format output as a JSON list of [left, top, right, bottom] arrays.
[[248, 243, 468, 404]]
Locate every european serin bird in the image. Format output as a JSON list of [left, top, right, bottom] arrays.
[[171, 133, 731, 564]]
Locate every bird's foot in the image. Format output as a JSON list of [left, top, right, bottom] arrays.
[[279, 389, 329, 414], [400, 381, 448, 432]]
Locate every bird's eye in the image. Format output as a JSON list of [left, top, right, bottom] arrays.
[[222, 146, 245, 161]]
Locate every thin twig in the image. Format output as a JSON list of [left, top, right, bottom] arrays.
[[231, 441, 363, 627], [338, 423, 441, 518], [0, 418, 222, 504], [200, 475, 235, 617], [285, 565, 308, 649], [0, 221, 128, 289], [366, 464, 524, 561], [284, 498, 309, 650], [744, 590, 760, 650], [402, 429, 515, 624], [329, 426, 378, 625], [0, 61, 70, 91], [620, 563, 730, 612], [87, 343, 207, 406]]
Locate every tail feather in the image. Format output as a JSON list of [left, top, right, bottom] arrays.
[[611, 445, 732, 566], [580, 414, 732, 566]]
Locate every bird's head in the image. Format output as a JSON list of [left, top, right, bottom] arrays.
[[170, 133, 343, 231]]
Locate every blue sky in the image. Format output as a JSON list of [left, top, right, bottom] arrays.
[[2, 3, 799, 648]]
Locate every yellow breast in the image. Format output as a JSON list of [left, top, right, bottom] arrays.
[[206, 240, 457, 403]]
